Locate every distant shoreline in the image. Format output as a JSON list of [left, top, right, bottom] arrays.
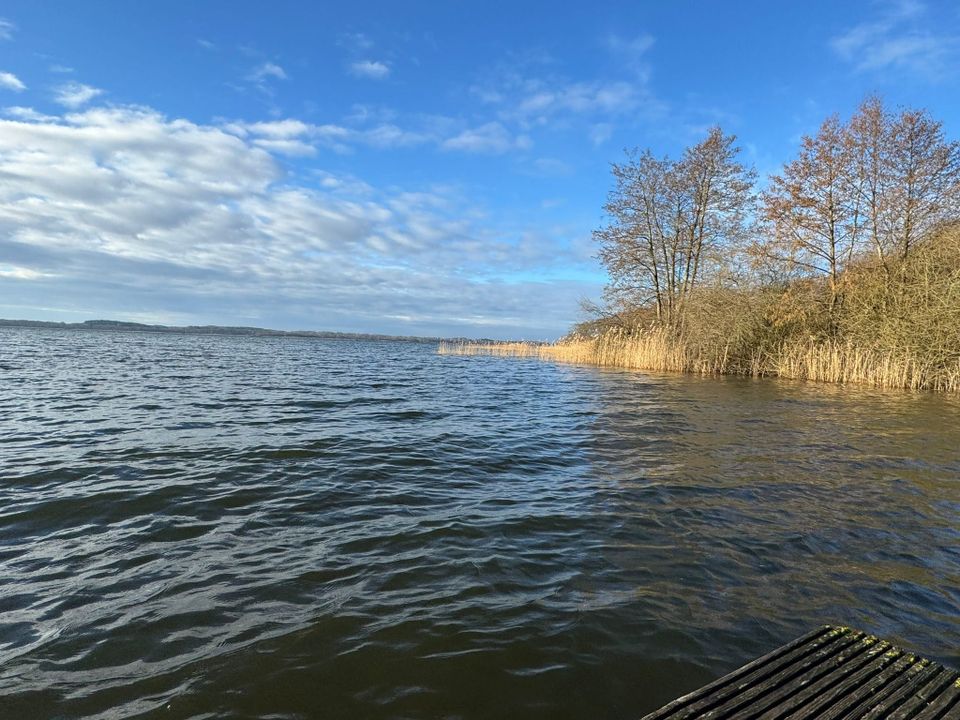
[[0, 318, 496, 344]]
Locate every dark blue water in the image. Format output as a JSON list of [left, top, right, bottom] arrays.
[[1, 327, 959, 719]]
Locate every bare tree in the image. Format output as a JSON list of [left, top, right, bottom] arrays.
[[761, 96, 960, 308], [594, 127, 755, 328], [845, 95, 890, 271], [846, 96, 960, 270], [761, 114, 864, 315], [886, 107, 960, 260]]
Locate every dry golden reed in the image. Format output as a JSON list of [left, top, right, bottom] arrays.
[[439, 329, 721, 375], [439, 330, 960, 393]]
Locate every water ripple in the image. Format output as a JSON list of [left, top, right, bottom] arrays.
[[1, 327, 959, 719]]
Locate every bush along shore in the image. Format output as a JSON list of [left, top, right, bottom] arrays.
[[443, 97, 960, 392]]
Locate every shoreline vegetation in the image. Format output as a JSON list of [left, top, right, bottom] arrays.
[[438, 311, 960, 392], [443, 96, 960, 393]]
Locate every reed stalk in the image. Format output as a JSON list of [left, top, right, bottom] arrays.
[[439, 332, 960, 392]]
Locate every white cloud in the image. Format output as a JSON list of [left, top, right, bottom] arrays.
[[0, 71, 25, 92], [0, 105, 595, 337], [53, 82, 105, 108], [516, 81, 644, 120], [0, 264, 52, 280], [3, 106, 58, 122], [605, 32, 655, 78], [442, 122, 530, 154], [244, 62, 289, 103], [49, 64, 74, 74], [223, 118, 428, 154], [241, 119, 311, 139], [339, 32, 374, 51], [470, 62, 664, 130], [361, 123, 426, 148], [0, 18, 15, 41], [589, 123, 613, 146], [249, 62, 287, 82], [349, 60, 391, 79], [831, 0, 957, 78], [251, 138, 316, 156]]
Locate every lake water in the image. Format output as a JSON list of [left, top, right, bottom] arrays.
[[2, 327, 959, 719]]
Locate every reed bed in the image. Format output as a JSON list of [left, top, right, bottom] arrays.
[[439, 331, 960, 392], [771, 340, 960, 392]]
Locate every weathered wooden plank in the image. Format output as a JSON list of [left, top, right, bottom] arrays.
[[695, 631, 866, 719], [640, 627, 960, 720], [911, 676, 960, 720], [812, 655, 929, 720], [779, 648, 909, 720], [752, 639, 896, 720], [714, 633, 878, 720], [857, 662, 944, 720], [660, 628, 856, 720], [642, 626, 838, 720], [887, 668, 958, 720]]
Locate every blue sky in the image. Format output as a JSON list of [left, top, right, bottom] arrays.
[[1, 1, 959, 339]]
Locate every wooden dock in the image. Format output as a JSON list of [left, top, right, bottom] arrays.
[[642, 626, 960, 720]]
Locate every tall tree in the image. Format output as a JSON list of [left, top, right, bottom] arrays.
[[845, 96, 960, 269], [761, 114, 864, 314], [845, 95, 890, 270], [886, 106, 960, 260], [761, 96, 960, 303], [594, 127, 755, 328]]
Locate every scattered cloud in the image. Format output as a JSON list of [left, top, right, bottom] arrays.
[[53, 82, 104, 108], [0, 71, 25, 92], [49, 64, 75, 74], [362, 123, 427, 148], [236, 118, 312, 139], [606, 32, 655, 57], [339, 32, 374, 51], [441, 122, 531, 154], [196, 38, 217, 50], [605, 32, 655, 78], [831, 0, 958, 79], [224, 118, 429, 154], [520, 80, 644, 122], [246, 62, 288, 99], [0, 18, 15, 41], [589, 122, 613, 146], [349, 60, 391, 79], [249, 62, 287, 82], [250, 138, 317, 156], [470, 61, 664, 130], [0, 105, 595, 336]]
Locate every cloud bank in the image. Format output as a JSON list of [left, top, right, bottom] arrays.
[[0, 105, 597, 338]]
